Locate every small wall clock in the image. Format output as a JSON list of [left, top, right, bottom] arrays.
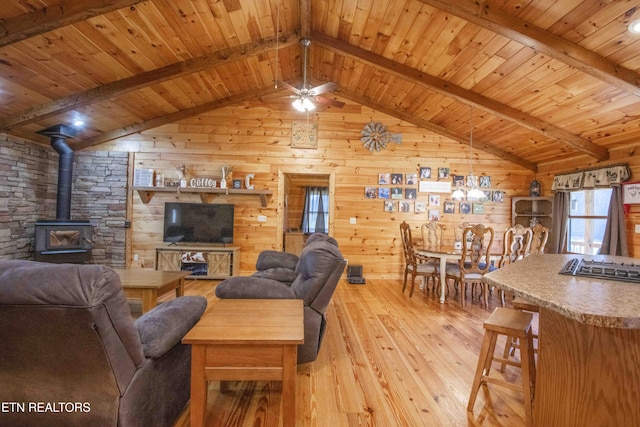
[[291, 121, 318, 149]]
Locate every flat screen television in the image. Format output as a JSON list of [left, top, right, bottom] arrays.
[[163, 202, 234, 244]]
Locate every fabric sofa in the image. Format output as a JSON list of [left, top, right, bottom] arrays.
[[215, 233, 346, 363], [0, 260, 207, 427]]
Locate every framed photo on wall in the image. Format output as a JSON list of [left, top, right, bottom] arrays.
[[443, 201, 455, 214], [365, 187, 377, 199], [623, 181, 640, 205], [291, 121, 318, 148]]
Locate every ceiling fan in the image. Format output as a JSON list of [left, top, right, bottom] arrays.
[[279, 38, 345, 112]]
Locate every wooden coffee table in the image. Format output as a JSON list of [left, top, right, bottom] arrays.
[[115, 269, 189, 314], [182, 299, 304, 427]]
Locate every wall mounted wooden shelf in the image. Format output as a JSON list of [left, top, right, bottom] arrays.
[[133, 186, 272, 207]]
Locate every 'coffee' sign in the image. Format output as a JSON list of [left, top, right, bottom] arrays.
[[190, 177, 216, 188]]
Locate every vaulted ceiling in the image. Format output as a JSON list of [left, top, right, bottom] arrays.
[[1, 0, 639, 172]]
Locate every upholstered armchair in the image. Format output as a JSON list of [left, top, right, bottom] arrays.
[[0, 260, 207, 427], [215, 233, 346, 363]]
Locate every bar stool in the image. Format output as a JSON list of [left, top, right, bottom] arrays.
[[501, 297, 539, 371], [468, 307, 536, 427]]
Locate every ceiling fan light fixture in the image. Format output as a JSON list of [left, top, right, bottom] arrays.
[[292, 97, 315, 112]]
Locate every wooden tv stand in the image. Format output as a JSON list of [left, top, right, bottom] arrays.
[[155, 245, 240, 279]]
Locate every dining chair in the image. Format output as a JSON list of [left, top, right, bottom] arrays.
[[528, 223, 550, 255], [497, 224, 532, 268], [419, 221, 446, 293], [445, 224, 495, 307], [400, 221, 438, 297], [497, 224, 533, 305], [501, 224, 548, 357], [453, 221, 470, 250], [420, 221, 444, 251]]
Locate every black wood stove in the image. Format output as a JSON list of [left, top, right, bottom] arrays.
[[34, 125, 93, 263]]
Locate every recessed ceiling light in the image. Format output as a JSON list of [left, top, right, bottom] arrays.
[[73, 119, 85, 127], [629, 19, 640, 34]]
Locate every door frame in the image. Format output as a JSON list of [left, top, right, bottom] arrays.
[[276, 169, 336, 250]]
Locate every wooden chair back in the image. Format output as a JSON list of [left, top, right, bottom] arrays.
[[498, 224, 533, 268], [420, 221, 444, 251], [461, 224, 495, 274], [400, 221, 418, 268], [528, 223, 550, 255]]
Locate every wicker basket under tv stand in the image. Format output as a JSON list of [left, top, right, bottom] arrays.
[[155, 245, 240, 279]]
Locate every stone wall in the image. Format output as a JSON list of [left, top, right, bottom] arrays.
[[0, 134, 127, 267]]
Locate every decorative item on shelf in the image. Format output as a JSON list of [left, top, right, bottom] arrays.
[[155, 173, 164, 187], [133, 168, 154, 187], [529, 178, 541, 197], [189, 177, 217, 188], [176, 164, 188, 188], [220, 164, 234, 189], [232, 179, 242, 189], [244, 173, 255, 190], [360, 121, 402, 151], [451, 107, 485, 202]]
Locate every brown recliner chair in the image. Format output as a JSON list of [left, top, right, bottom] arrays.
[[215, 233, 346, 364], [0, 260, 207, 427]]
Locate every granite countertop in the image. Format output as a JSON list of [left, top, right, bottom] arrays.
[[483, 254, 640, 329]]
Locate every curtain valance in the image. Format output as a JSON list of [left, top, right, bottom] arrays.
[[551, 164, 630, 192]]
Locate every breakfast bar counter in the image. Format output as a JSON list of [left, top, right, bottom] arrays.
[[483, 254, 640, 427]]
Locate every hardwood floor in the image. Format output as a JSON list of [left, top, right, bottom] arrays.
[[173, 278, 533, 427]]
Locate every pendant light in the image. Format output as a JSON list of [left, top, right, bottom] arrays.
[[452, 107, 485, 201]]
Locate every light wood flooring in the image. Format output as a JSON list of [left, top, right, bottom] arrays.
[[173, 278, 534, 427]]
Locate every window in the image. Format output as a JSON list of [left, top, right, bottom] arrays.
[[567, 189, 612, 254], [301, 187, 329, 234]]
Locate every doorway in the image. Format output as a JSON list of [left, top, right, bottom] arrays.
[[277, 171, 335, 253]]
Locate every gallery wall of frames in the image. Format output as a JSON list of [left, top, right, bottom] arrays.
[[365, 167, 504, 221]]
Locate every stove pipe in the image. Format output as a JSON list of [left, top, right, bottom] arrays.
[[37, 125, 78, 221]]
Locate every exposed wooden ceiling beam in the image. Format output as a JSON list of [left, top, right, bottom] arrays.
[[73, 86, 281, 150], [338, 89, 537, 172], [0, 34, 297, 132], [417, 0, 640, 97], [0, 0, 146, 48], [312, 31, 609, 162]]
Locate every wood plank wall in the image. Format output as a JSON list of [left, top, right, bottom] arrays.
[[94, 95, 639, 277]]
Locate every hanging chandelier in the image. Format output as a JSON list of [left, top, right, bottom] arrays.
[[452, 107, 485, 202]]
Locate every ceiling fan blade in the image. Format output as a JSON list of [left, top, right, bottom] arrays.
[[314, 96, 345, 108], [277, 80, 301, 95], [308, 81, 337, 96]]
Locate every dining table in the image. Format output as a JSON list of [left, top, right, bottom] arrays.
[[415, 246, 463, 303], [415, 245, 502, 303]]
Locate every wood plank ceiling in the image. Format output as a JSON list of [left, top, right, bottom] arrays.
[[1, 0, 639, 171]]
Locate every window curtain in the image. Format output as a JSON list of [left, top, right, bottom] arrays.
[[551, 163, 630, 255], [549, 191, 570, 254], [598, 186, 628, 256], [301, 186, 329, 234]]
